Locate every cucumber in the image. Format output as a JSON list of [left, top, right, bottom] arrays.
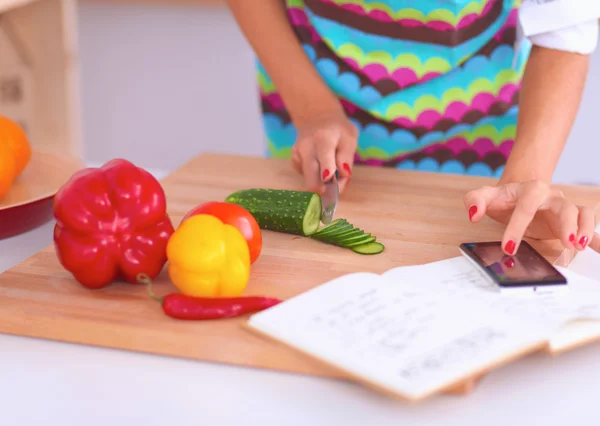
[[338, 233, 373, 246], [224, 188, 385, 255], [225, 189, 321, 236], [325, 229, 365, 243], [315, 218, 345, 231], [314, 224, 356, 240], [351, 242, 385, 255], [312, 219, 350, 237], [313, 228, 365, 247], [345, 235, 376, 248], [310, 219, 384, 255]]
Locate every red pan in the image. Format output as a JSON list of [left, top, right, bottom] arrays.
[[0, 151, 83, 240]]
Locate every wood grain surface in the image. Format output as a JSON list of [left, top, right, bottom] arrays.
[[0, 153, 598, 389]]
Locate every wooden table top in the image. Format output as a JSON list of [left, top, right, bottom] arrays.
[[0, 153, 598, 386]]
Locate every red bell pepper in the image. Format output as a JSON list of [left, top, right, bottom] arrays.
[[53, 159, 175, 289]]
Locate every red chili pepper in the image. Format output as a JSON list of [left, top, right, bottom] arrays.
[[137, 273, 282, 320]]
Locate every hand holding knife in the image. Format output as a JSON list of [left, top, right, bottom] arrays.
[[320, 169, 339, 224]]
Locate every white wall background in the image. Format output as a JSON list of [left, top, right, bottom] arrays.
[[77, 2, 600, 185], [77, 2, 265, 173]]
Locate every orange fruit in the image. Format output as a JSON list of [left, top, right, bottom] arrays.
[[0, 144, 17, 200], [0, 116, 31, 201], [0, 116, 31, 177]]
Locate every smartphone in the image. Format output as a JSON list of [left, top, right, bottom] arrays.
[[459, 241, 567, 295]]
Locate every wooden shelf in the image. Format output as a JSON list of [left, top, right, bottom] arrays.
[[0, 0, 37, 15], [2, 0, 226, 159], [81, 0, 225, 5], [0, 0, 82, 158]]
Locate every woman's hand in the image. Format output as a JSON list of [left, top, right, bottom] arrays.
[[464, 180, 600, 254], [291, 110, 358, 195]]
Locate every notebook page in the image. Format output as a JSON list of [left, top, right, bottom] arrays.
[[247, 268, 547, 400], [568, 232, 600, 282], [383, 257, 600, 334], [549, 236, 600, 353]]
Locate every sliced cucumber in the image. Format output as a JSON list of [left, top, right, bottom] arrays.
[[338, 233, 373, 246], [345, 235, 376, 248], [351, 242, 385, 255], [314, 225, 359, 239], [314, 218, 345, 232], [328, 229, 365, 242], [225, 188, 385, 255], [309, 218, 384, 255], [312, 219, 351, 237], [225, 189, 321, 236]]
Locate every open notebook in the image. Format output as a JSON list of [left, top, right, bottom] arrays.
[[550, 239, 600, 353], [246, 255, 600, 402]]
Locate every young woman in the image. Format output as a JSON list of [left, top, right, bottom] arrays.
[[226, 0, 600, 255]]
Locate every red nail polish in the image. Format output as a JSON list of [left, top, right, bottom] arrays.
[[343, 163, 352, 176], [505, 240, 516, 255], [322, 169, 330, 180], [580, 236, 589, 248], [468, 206, 477, 221], [569, 234, 576, 243], [503, 258, 515, 269]]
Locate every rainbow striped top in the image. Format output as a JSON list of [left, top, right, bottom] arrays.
[[259, 0, 530, 177]]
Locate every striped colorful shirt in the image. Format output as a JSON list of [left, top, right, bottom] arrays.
[[257, 0, 592, 177]]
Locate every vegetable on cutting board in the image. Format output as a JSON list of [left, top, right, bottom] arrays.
[[310, 218, 385, 255], [166, 214, 251, 298], [137, 273, 282, 320], [225, 188, 385, 255], [0, 116, 32, 201], [181, 201, 262, 264], [53, 158, 175, 289], [225, 188, 321, 236]]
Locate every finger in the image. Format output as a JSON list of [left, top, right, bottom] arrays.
[[336, 131, 357, 180], [546, 197, 579, 248], [314, 132, 338, 183], [463, 185, 503, 223], [338, 176, 350, 194], [291, 145, 302, 175], [502, 181, 550, 255], [298, 142, 324, 194], [576, 206, 597, 250], [589, 232, 600, 253]]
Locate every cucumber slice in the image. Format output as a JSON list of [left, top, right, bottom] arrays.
[[318, 226, 354, 239], [338, 233, 373, 246], [327, 228, 365, 242], [351, 242, 385, 255], [314, 219, 345, 232], [225, 189, 321, 236], [312, 219, 350, 237], [345, 235, 376, 247]]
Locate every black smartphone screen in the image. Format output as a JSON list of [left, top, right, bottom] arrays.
[[459, 241, 567, 288]]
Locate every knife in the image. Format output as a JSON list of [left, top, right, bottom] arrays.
[[321, 169, 339, 225]]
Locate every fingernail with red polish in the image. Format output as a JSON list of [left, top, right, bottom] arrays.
[[322, 169, 330, 181], [343, 163, 352, 176], [505, 240, 516, 255], [503, 258, 515, 269], [579, 236, 589, 248], [468, 206, 477, 221], [569, 234, 576, 243]]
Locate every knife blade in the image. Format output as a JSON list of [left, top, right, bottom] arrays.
[[321, 169, 339, 225]]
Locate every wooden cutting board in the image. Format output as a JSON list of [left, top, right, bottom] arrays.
[[0, 153, 597, 383]]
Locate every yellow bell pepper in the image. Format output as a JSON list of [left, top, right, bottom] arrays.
[[166, 214, 251, 297]]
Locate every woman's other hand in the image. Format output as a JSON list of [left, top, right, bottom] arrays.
[[291, 110, 358, 195], [464, 180, 600, 254]]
